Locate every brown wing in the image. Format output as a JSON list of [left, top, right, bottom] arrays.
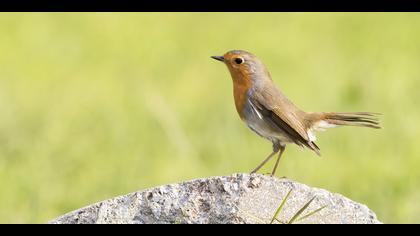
[[252, 86, 321, 155]]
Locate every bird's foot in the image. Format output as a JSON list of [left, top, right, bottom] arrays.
[[269, 173, 287, 178]]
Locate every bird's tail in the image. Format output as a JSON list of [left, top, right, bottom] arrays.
[[310, 112, 382, 130]]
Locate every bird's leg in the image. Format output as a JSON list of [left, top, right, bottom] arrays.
[[271, 145, 286, 177], [251, 149, 279, 174]]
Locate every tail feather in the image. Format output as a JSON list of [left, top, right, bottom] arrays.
[[322, 112, 382, 129], [304, 112, 381, 157]]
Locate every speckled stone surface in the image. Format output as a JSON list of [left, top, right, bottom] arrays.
[[49, 173, 381, 224]]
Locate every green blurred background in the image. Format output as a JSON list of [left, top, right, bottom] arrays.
[[0, 13, 419, 223]]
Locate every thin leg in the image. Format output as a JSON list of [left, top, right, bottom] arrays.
[[271, 146, 285, 177], [251, 150, 279, 174]]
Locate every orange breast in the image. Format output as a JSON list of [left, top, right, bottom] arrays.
[[233, 77, 253, 120]]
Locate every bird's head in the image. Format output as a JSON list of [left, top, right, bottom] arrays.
[[211, 50, 270, 85]]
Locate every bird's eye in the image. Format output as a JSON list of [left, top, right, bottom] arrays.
[[234, 57, 244, 65]]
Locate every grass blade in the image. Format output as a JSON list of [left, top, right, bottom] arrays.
[[287, 196, 316, 224], [274, 218, 284, 224], [295, 205, 326, 223], [270, 189, 293, 224]]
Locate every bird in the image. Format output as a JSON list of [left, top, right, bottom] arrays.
[[211, 50, 381, 176]]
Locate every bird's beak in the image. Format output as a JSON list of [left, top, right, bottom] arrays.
[[211, 56, 225, 62]]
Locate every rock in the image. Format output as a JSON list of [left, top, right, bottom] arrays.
[[49, 173, 381, 224]]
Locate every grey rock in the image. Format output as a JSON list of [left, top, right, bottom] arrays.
[[49, 173, 381, 224]]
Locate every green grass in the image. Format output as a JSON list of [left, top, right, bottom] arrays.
[[0, 13, 419, 223], [270, 189, 326, 224]]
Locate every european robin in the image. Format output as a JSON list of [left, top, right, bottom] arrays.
[[211, 50, 381, 176]]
